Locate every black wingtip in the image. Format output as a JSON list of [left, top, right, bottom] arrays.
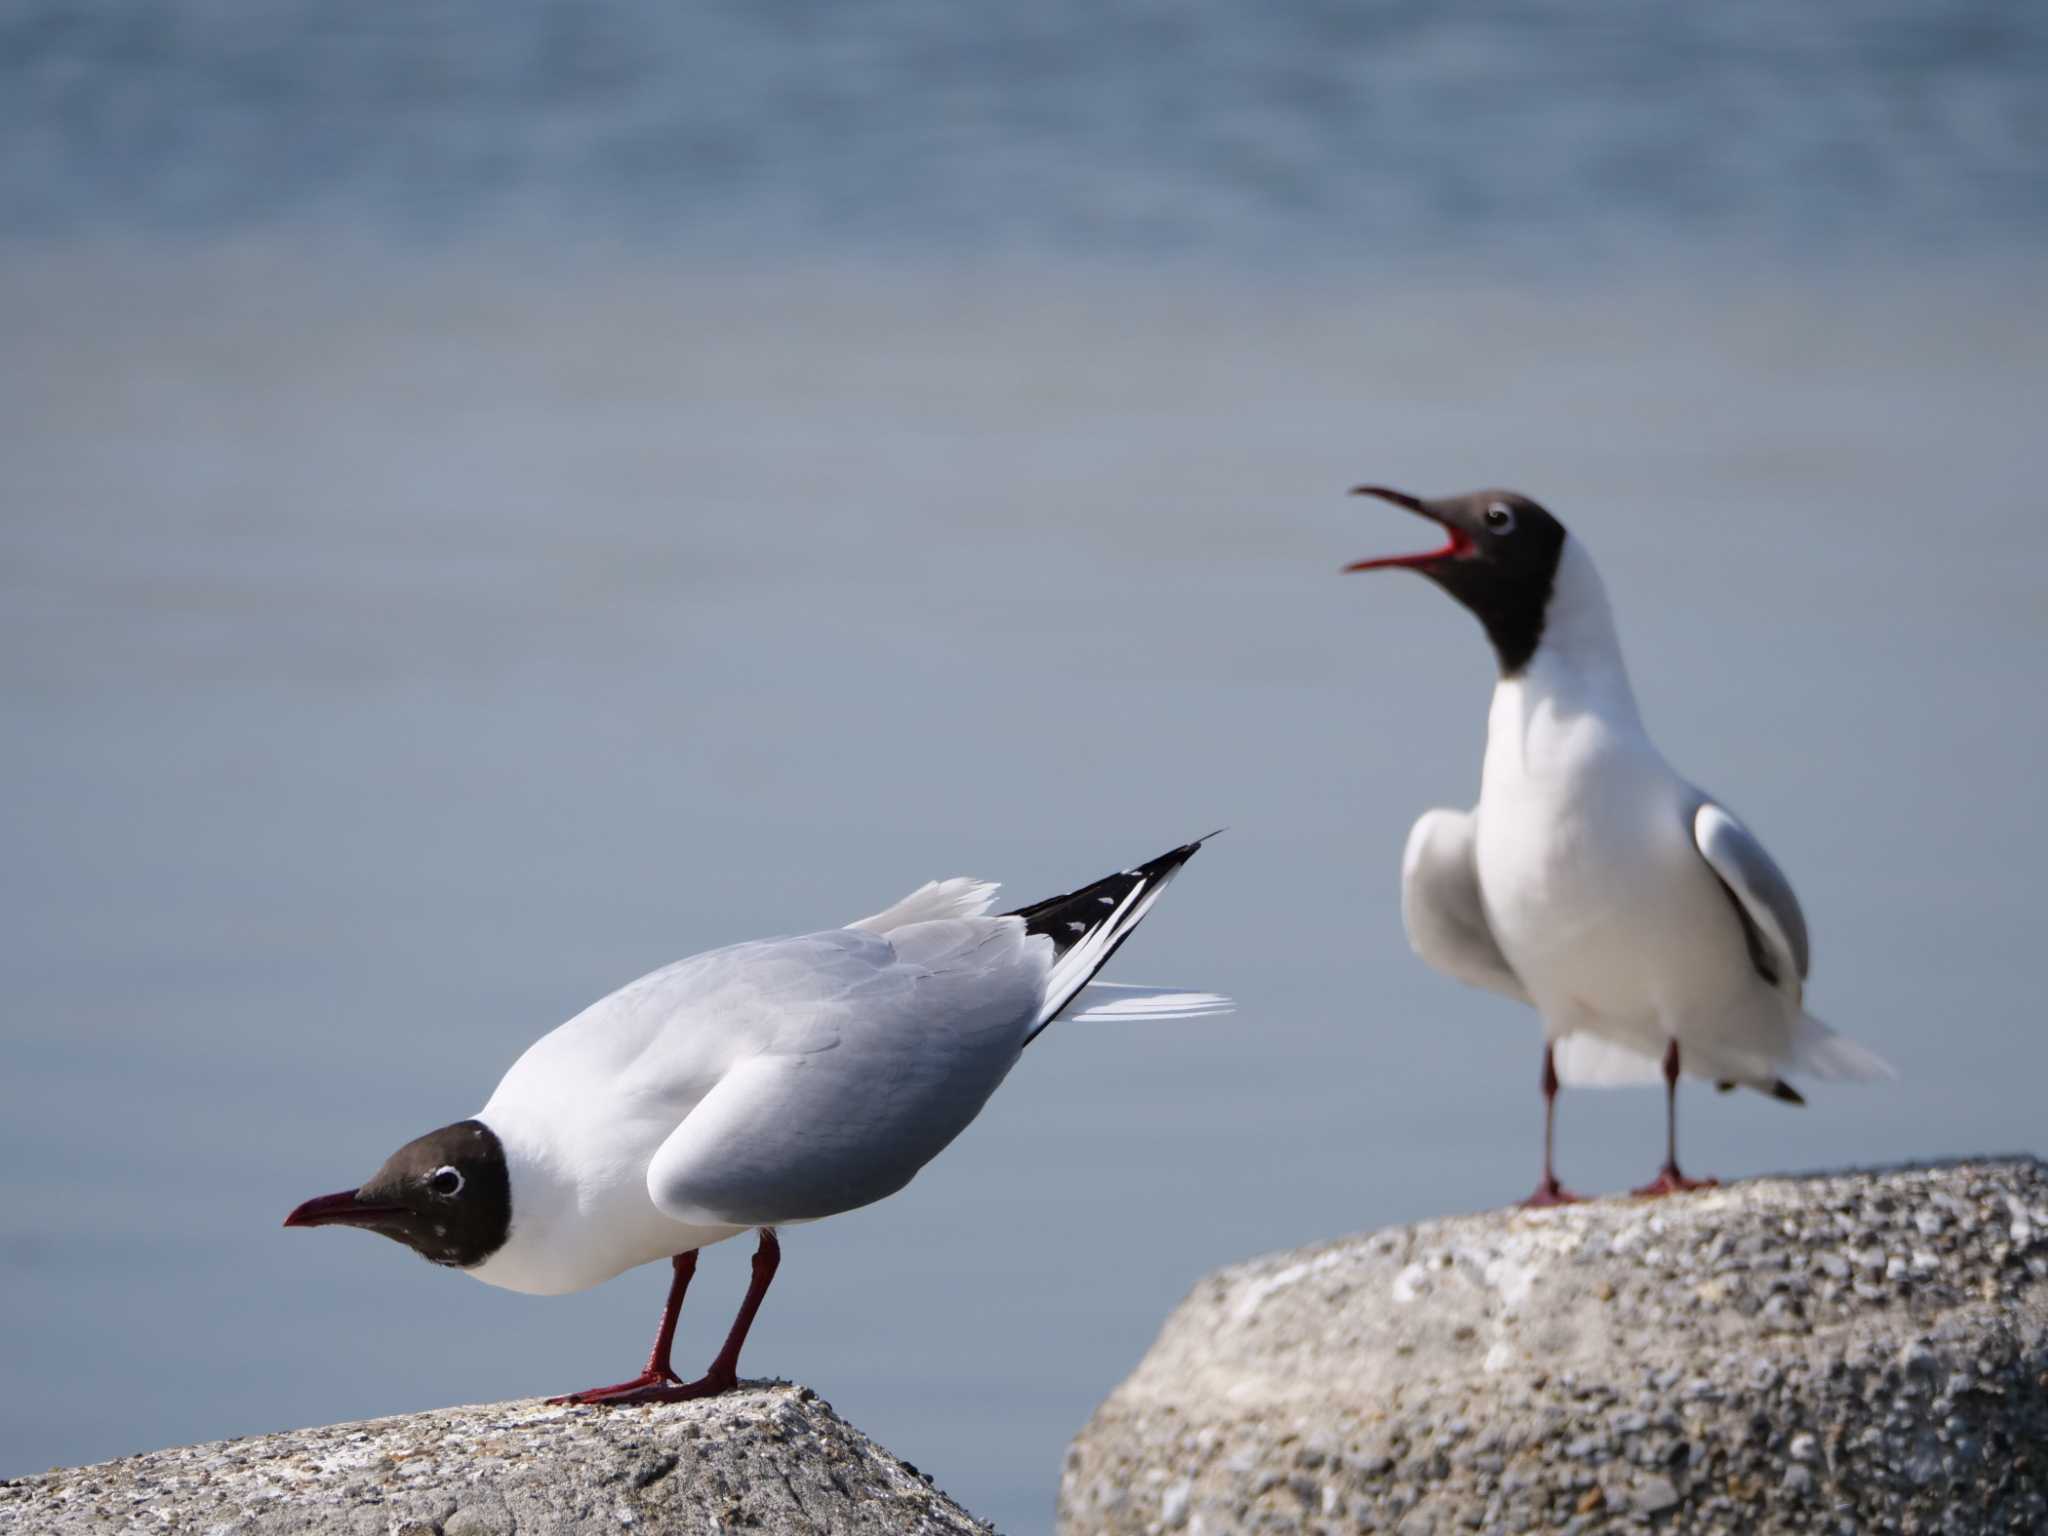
[[1006, 835, 1210, 958], [1121, 838, 1202, 892], [1132, 831, 1222, 872], [1010, 835, 1213, 1049], [1723, 1077, 1806, 1105]]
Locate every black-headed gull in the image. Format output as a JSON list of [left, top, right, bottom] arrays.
[[286, 837, 1225, 1403], [1346, 487, 1890, 1203]]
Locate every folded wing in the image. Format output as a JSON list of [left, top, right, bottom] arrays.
[[648, 837, 1219, 1227], [1691, 797, 1895, 1084], [647, 920, 1044, 1228], [1691, 798, 1810, 999], [1401, 808, 1529, 1003]]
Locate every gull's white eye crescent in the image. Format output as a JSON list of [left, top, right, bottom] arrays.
[[428, 1166, 464, 1197], [1483, 502, 1516, 534]]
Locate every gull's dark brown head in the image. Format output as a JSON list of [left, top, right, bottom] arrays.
[[285, 1119, 510, 1269], [1345, 486, 1569, 676]]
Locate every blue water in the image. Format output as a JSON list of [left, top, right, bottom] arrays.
[[3, 2, 2045, 267], [1, 6, 2045, 1533]]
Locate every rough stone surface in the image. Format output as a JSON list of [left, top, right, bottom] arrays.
[[1059, 1158, 2048, 1535], [1, 1383, 991, 1535]]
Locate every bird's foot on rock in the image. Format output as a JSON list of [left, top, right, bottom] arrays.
[[1631, 1165, 1718, 1198], [548, 1368, 741, 1417], [1520, 1177, 1586, 1209], [547, 1369, 680, 1406], [548, 1367, 739, 1407]]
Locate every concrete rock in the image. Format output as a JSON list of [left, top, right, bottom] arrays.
[[1059, 1159, 2048, 1534], [1, 1383, 990, 1535]]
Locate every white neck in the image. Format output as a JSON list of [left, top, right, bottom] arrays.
[[1485, 537, 1645, 768], [464, 1105, 738, 1296]]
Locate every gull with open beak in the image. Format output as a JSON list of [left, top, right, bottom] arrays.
[[1346, 486, 1891, 1203]]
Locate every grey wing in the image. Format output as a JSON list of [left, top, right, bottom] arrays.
[[645, 918, 1044, 1227], [1401, 809, 1529, 1003], [1691, 795, 1810, 996]]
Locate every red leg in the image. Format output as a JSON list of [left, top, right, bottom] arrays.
[[1521, 1043, 1584, 1208], [691, 1226, 781, 1394], [553, 1230, 781, 1408], [548, 1249, 699, 1405], [1633, 1041, 1718, 1197]]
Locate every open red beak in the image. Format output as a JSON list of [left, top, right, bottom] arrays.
[[1343, 485, 1472, 572], [284, 1188, 406, 1229]]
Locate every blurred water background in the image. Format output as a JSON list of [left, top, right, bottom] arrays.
[[3, 4, 2045, 1529]]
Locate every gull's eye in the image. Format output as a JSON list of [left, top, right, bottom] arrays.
[[428, 1166, 464, 1198], [1483, 502, 1516, 534]]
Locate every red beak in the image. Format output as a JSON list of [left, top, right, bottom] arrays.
[[1343, 485, 1472, 572], [284, 1189, 405, 1229]]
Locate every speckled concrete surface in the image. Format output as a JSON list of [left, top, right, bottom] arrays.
[[0, 1382, 992, 1535], [1059, 1159, 2048, 1535]]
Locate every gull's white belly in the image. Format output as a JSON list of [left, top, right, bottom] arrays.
[[1477, 763, 1744, 1040]]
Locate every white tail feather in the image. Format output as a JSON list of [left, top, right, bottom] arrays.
[[1791, 1013, 1896, 1081], [1064, 983, 1234, 1022], [848, 877, 1001, 935]]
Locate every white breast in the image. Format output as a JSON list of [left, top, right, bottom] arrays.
[[1473, 540, 1752, 1045]]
